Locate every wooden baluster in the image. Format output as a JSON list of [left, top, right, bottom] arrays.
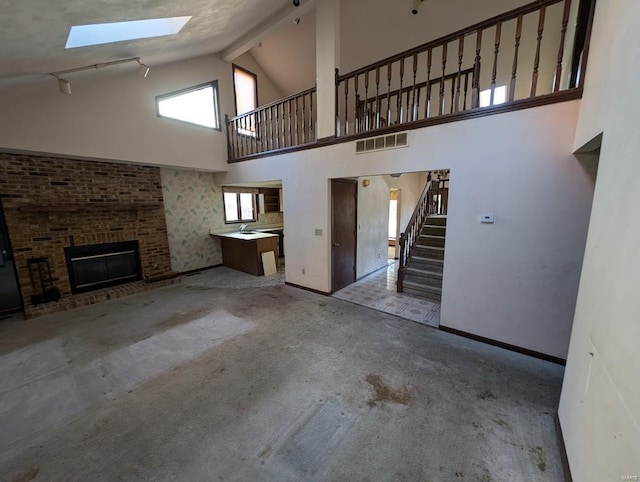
[[410, 53, 418, 121], [364, 70, 370, 131], [375, 66, 381, 129], [294, 97, 299, 146], [531, 6, 546, 97], [472, 30, 482, 108], [397, 57, 404, 124], [463, 71, 470, 110], [240, 117, 246, 157], [354, 74, 360, 133], [267, 107, 272, 151], [288, 99, 293, 147], [249, 114, 254, 154], [273, 104, 278, 149], [554, 0, 573, 92], [301, 94, 307, 144], [281, 103, 285, 148], [490, 20, 502, 106], [450, 75, 456, 113], [510, 15, 524, 101], [439, 42, 447, 115], [386, 62, 392, 127], [454, 35, 464, 112], [309, 91, 314, 140], [425, 48, 433, 118], [344, 76, 349, 136]]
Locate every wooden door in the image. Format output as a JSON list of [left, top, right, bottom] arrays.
[[331, 179, 357, 292]]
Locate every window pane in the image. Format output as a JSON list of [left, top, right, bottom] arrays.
[[479, 85, 507, 107], [234, 67, 257, 115], [388, 200, 398, 238], [224, 193, 239, 222], [157, 83, 219, 128], [239, 193, 254, 220]]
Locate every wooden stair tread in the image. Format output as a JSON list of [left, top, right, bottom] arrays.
[[403, 281, 442, 293], [406, 267, 443, 278]]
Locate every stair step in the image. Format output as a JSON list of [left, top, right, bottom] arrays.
[[410, 256, 444, 272], [418, 234, 446, 248], [414, 245, 445, 260], [403, 281, 442, 302], [406, 267, 443, 280], [426, 216, 447, 226], [421, 225, 446, 236]]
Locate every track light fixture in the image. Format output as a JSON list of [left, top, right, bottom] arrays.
[[48, 57, 149, 94]]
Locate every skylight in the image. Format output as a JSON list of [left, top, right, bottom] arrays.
[[65, 16, 192, 49]]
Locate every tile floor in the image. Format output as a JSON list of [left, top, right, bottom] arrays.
[[333, 260, 441, 327]]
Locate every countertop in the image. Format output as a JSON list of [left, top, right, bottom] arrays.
[[210, 231, 278, 241]]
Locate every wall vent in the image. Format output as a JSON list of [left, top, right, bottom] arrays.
[[355, 132, 409, 154]]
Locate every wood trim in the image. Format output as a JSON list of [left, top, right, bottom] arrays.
[[228, 89, 582, 163], [285, 282, 330, 296], [439, 325, 567, 365], [555, 413, 574, 482], [227, 86, 317, 122]]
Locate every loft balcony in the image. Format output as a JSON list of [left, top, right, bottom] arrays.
[[225, 0, 594, 163]]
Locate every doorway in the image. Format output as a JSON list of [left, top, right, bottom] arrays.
[[331, 179, 357, 293], [388, 189, 400, 259], [0, 199, 23, 316]]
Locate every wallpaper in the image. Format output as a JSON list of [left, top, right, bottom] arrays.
[[160, 168, 284, 273], [160, 168, 223, 273]]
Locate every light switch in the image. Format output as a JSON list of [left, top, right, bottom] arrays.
[[480, 214, 495, 224]]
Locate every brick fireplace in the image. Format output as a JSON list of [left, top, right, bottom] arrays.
[[0, 153, 175, 318]]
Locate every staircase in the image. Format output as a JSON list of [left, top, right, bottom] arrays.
[[402, 215, 446, 302]]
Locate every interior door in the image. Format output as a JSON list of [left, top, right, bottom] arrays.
[[331, 179, 357, 292], [0, 200, 22, 315]]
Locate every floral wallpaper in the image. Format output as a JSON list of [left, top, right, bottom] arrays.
[[160, 168, 283, 273]]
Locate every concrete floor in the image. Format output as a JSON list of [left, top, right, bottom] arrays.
[[0, 267, 565, 481]]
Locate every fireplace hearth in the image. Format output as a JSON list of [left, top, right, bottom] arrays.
[[65, 241, 141, 294]]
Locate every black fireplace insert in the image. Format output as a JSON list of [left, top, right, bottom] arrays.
[[64, 241, 141, 294]]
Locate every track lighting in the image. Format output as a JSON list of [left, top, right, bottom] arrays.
[[412, 0, 425, 15], [293, 0, 300, 6], [48, 57, 149, 94]]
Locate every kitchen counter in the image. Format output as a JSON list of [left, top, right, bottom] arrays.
[[210, 231, 279, 275]]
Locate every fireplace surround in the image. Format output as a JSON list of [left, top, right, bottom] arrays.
[[65, 241, 141, 294]]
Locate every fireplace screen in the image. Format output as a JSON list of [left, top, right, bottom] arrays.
[[65, 241, 141, 294]]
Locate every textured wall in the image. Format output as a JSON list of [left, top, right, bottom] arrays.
[[161, 168, 284, 273], [161, 169, 223, 273]]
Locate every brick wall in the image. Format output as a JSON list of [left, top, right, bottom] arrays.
[[0, 152, 174, 317]]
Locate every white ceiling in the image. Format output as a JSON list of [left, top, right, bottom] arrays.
[[0, 0, 293, 85]]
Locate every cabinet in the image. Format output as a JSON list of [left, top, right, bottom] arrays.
[[259, 188, 280, 213]]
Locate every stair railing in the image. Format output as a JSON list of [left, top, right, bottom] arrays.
[[398, 180, 433, 293]]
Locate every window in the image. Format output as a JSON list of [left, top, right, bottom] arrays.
[[233, 65, 258, 115], [223, 190, 256, 223], [479, 85, 507, 107], [66, 17, 192, 49], [156, 81, 221, 130]]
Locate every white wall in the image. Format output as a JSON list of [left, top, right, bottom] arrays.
[[356, 176, 390, 278], [559, 1, 640, 480], [219, 99, 592, 358], [0, 54, 234, 171]]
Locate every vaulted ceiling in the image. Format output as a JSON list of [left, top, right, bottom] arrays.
[[0, 0, 294, 85]]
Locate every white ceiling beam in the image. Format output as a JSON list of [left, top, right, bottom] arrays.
[[222, 0, 316, 62]]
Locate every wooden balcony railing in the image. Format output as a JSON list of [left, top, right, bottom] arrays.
[[336, 0, 581, 139], [226, 87, 317, 162]]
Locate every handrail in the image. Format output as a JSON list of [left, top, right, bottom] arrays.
[[337, 0, 564, 81], [397, 180, 432, 293], [226, 86, 317, 161], [336, 0, 580, 139], [226, 86, 317, 123]]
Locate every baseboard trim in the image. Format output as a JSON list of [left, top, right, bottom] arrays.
[[555, 413, 573, 482], [285, 282, 330, 296], [179, 264, 223, 277], [438, 325, 566, 366]]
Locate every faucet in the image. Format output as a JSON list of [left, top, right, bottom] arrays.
[[239, 224, 247, 233]]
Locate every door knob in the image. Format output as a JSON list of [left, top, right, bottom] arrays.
[[332, 242, 340, 247]]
